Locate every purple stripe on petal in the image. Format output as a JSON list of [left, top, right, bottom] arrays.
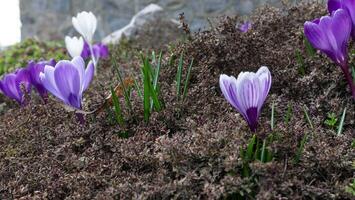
[[219, 66, 272, 132], [54, 61, 81, 108]]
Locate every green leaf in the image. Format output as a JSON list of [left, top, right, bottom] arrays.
[[260, 139, 267, 163], [293, 133, 308, 164], [246, 135, 256, 161], [296, 50, 306, 76], [304, 36, 316, 57], [284, 102, 293, 124], [142, 59, 152, 122], [337, 107, 347, 136], [182, 58, 194, 101], [303, 105, 314, 130], [176, 53, 184, 100], [112, 57, 133, 113], [110, 86, 124, 126], [271, 101, 275, 131]]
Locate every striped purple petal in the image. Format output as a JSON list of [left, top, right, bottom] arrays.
[[219, 66, 272, 132]]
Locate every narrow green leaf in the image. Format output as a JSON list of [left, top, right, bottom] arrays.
[[143, 62, 151, 122], [303, 105, 314, 130], [150, 51, 163, 110], [337, 107, 347, 136], [296, 50, 305, 76], [293, 133, 308, 164], [182, 58, 194, 101], [176, 53, 184, 99], [304, 36, 316, 57], [284, 102, 293, 124], [133, 78, 143, 101], [110, 86, 124, 126], [246, 135, 256, 161], [112, 57, 132, 113], [271, 101, 275, 131], [261, 139, 267, 163]]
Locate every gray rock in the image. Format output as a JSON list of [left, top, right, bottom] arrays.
[[102, 4, 183, 47]]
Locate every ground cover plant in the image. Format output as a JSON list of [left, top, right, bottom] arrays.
[[0, 1, 354, 199]]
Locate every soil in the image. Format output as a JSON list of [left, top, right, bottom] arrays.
[[1, 2, 354, 200]]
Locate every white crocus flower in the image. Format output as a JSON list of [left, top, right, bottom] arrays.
[[72, 11, 97, 44], [65, 36, 84, 58]]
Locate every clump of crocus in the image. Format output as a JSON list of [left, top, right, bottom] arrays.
[[72, 11, 98, 66], [81, 42, 109, 60], [27, 59, 56, 102], [219, 66, 272, 132], [0, 68, 31, 105], [65, 36, 84, 58], [39, 56, 94, 123], [304, 9, 355, 98], [239, 21, 252, 32], [328, 0, 355, 39]]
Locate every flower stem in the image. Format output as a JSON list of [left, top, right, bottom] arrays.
[[88, 43, 97, 69], [341, 64, 355, 100]]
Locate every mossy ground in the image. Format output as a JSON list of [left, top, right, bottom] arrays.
[[0, 38, 68, 75], [0, 2, 354, 199]]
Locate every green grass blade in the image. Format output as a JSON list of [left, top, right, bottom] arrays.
[[284, 102, 293, 124], [133, 78, 143, 101], [337, 107, 347, 136], [260, 139, 267, 163], [110, 86, 124, 126], [303, 105, 314, 130], [246, 135, 256, 161], [293, 133, 308, 164], [112, 57, 133, 113], [304, 36, 316, 57], [142, 63, 151, 122], [296, 50, 305, 76], [150, 51, 163, 111], [153, 51, 162, 90], [271, 101, 275, 131], [182, 58, 194, 101], [176, 53, 184, 100]]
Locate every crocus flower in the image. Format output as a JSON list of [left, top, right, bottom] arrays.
[[328, 0, 355, 39], [219, 66, 272, 132], [65, 36, 84, 58], [27, 59, 56, 102], [239, 21, 252, 32], [0, 68, 31, 105], [39, 56, 94, 111], [81, 42, 109, 60], [72, 11, 97, 43], [93, 43, 109, 59], [304, 9, 355, 98]]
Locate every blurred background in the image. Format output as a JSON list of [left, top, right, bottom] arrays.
[[0, 0, 298, 48]]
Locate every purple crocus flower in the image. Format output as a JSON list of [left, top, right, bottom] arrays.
[[219, 66, 272, 132], [39, 56, 94, 112], [239, 21, 252, 32], [81, 42, 109, 59], [0, 68, 31, 105], [328, 0, 355, 39], [27, 59, 56, 102], [304, 9, 355, 98], [93, 43, 109, 59]]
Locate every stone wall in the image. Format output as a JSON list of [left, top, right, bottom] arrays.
[[20, 0, 286, 41]]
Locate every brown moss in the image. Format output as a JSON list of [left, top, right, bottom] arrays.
[[0, 2, 354, 199]]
